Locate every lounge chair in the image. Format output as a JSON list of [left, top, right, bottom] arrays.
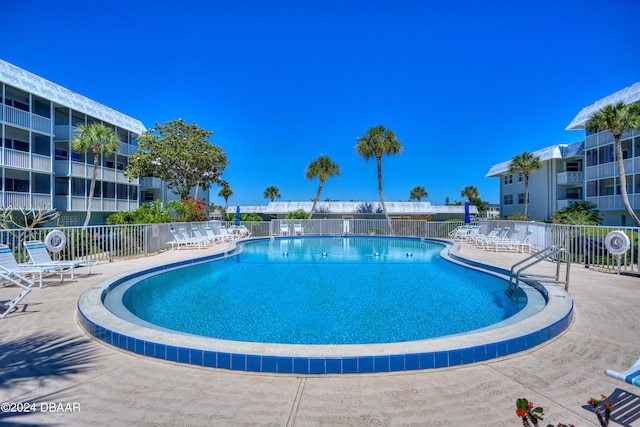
[[448, 226, 470, 240], [0, 244, 67, 288], [218, 226, 238, 241], [485, 229, 521, 252], [178, 228, 209, 248], [191, 227, 215, 246], [293, 224, 304, 236], [470, 227, 500, 245], [512, 230, 534, 253], [606, 356, 640, 387], [22, 241, 97, 278], [0, 270, 34, 319], [203, 226, 224, 244], [478, 227, 510, 248], [280, 224, 290, 236]]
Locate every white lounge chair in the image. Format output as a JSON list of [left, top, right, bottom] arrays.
[[448, 226, 470, 240], [191, 227, 215, 246], [512, 230, 534, 253], [486, 229, 521, 252], [478, 227, 510, 248], [470, 227, 500, 245], [293, 224, 304, 235], [0, 270, 34, 319], [606, 356, 640, 388], [23, 240, 97, 279], [280, 224, 290, 236], [0, 244, 66, 288], [178, 228, 208, 248], [203, 226, 224, 244], [218, 226, 238, 241]]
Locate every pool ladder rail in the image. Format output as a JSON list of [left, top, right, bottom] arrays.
[[506, 245, 571, 300]]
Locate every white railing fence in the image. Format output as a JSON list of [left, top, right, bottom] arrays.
[[0, 219, 635, 273]]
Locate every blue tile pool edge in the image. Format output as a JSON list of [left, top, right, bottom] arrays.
[[77, 237, 574, 375]]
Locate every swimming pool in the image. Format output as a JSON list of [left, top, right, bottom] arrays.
[[115, 237, 525, 345], [78, 236, 574, 374]]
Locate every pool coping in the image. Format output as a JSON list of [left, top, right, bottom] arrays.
[[77, 236, 574, 375]]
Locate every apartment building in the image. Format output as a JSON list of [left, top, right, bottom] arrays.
[[566, 82, 640, 226], [0, 59, 145, 225], [486, 81, 640, 226], [485, 142, 584, 220]]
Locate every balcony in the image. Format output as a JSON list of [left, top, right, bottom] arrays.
[[3, 192, 53, 210], [139, 177, 163, 189], [62, 196, 139, 212], [1, 149, 52, 172], [1, 105, 52, 134], [556, 171, 583, 185], [586, 194, 640, 211]]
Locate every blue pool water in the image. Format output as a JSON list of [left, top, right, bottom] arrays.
[[121, 237, 525, 345]]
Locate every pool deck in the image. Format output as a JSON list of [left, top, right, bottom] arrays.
[[1, 239, 639, 426]]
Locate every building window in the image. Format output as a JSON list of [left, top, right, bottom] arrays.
[[599, 144, 614, 164], [517, 193, 525, 204], [566, 188, 581, 199], [4, 177, 29, 192], [587, 181, 597, 197], [518, 172, 523, 182], [503, 174, 513, 185], [103, 182, 115, 199], [503, 194, 513, 205], [71, 178, 85, 197], [566, 161, 581, 172], [142, 192, 154, 202], [586, 149, 597, 167], [32, 173, 50, 194], [129, 186, 138, 201], [117, 184, 128, 200], [55, 177, 69, 196]]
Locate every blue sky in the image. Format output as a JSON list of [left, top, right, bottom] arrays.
[[3, 0, 639, 207]]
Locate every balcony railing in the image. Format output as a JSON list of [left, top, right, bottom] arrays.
[[63, 195, 138, 212], [2, 105, 52, 133], [139, 177, 163, 189], [556, 171, 583, 185], [2, 192, 53, 209]]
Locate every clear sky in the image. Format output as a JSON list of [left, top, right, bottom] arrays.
[[3, 0, 639, 207]]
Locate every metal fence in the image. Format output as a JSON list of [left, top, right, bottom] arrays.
[[0, 219, 636, 273]]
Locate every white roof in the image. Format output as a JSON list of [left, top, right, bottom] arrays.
[[485, 141, 583, 177], [231, 201, 478, 215], [0, 60, 146, 134], [566, 81, 640, 130]]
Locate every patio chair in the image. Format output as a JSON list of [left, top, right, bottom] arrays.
[[293, 224, 304, 236], [191, 227, 215, 246], [22, 241, 97, 279], [485, 229, 521, 252], [478, 227, 510, 248], [203, 226, 225, 244], [178, 228, 209, 249], [512, 230, 534, 253], [0, 270, 34, 319], [606, 356, 640, 388], [167, 229, 188, 249], [0, 244, 67, 288], [470, 227, 500, 245], [448, 226, 470, 240], [280, 224, 291, 236], [218, 226, 238, 241]]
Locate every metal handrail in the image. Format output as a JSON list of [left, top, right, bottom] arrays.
[[506, 245, 571, 299]]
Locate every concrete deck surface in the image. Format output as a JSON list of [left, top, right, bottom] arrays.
[[1, 239, 639, 426]]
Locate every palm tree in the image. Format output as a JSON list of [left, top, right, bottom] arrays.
[[586, 101, 640, 227], [263, 186, 281, 202], [509, 152, 541, 220], [355, 125, 403, 233], [409, 186, 428, 201], [460, 185, 479, 201], [305, 155, 340, 219], [217, 181, 233, 220], [71, 122, 120, 227]]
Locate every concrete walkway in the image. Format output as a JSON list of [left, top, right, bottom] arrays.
[[1, 240, 639, 426]]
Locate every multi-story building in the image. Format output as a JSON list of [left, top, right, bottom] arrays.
[[485, 142, 584, 220], [0, 59, 145, 225], [566, 82, 640, 226], [486, 81, 640, 226]]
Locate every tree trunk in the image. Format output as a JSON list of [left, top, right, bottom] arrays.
[[523, 178, 529, 220], [309, 180, 325, 220], [83, 153, 99, 228], [615, 137, 640, 226], [377, 157, 394, 235]]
